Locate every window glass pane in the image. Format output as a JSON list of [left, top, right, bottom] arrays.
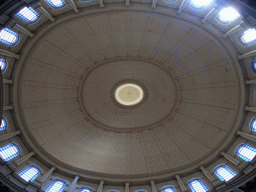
[[16, 7, 39, 23], [79, 188, 92, 192], [252, 60, 256, 73], [162, 187, 177, 192], [251, 118, 256, 132], [18, 166, 40, 182], [0, 58, 7, 72], [0, 28, 19, 46], [237, 144, 256, 162], [189, 179, 209, 192], [218, 7, 240, 23], [214, 165, 237, 182], [240, 28, 256, 46], [0, 143, 20, 161], [46, 180, 66, 192], [0, 117, 7, 131], [191, 0, 213, 8], [46, 0, 65, 8]]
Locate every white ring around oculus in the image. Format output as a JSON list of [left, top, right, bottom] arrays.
[[115, 83, 144, 106]]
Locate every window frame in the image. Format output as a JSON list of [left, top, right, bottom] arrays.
[[0, 58, 7, 72], [0, 143, 20, 162], [239, 28, 256, 46], [214, 165, 237, 182], [250, 117, 256, 132], [18, 165, 41, 182], [16, 6, 40, 23], [0, 28, 19, 46], [79, 187, 93, 192], [0, 117, 7, 131], [45, 180, 66, 192], [188, 179, 209, 192], [236, 144, 256, 162], [216, 7, 241, 24], [45, 0, 66, 8], [161, 186, 177, 192]]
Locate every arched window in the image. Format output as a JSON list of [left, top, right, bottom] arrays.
[[250, 117, 256, 132], [217, 7, 240, 23], [16, 7, 39, 23], [0, 117, 7, 131], [0, 58, 7, 72], [188, 179, 209, 192], [162, 186, 177, 192], [0, 28, 19, 46], [190, 0, 213, 8], [214, 165, 237, 182], [79, 187, 92, 192], [45, 0, 66, 8], [252, 60, 256, 73], [240, 28, 256, 46], [0, 143, 20, 161], [45, 180, 66, 192], [18, 165, 41, 182], [236, 144, 256, 162]]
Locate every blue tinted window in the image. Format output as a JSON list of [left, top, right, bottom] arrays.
[[162, 187, 177, 192], [188, 179, 209, 192], [240, 28, 256, 46], [45, 0, 66, 8], [214, 165, 237, 182], [79, 188, 92, 192], [18, 165, 41, 182], [45, 180, 66, 192], [0, 143, 20, 161], [252, 60, 256, 73], [0, 117, 7, 131], [0, 28, 19, 46], [250, 118, 256, 132], [16, 7, 39, 23], [0, 58, 7, 72], [236, 144, 256, 162]]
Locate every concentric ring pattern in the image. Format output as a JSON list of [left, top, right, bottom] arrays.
[[17, 11, 241, 177]]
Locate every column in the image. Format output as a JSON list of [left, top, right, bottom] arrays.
[[0, 131, 20, 142], [13, 24, 34, 37], [14, 152, 35, 165], [221, 152, 240, 166], [0, 49, 19, 59], [150, 180, 157, 192], [245, 107, 256, 113], [67, 176, 79, 192], [125, 182, 129, 192], [3, 79, 13, 84], [178, 0, 188, 14], [202, 7, 217, 23], [175, 175, 188, 192], [38, 167, 55, 182], [238, 49, 256, 59], [67, 0, 79, 13], [36, 3, 54, 22], [97, 180, 104, 192], [237, 131, 256, 142], [3, 105, 13, 111], [200, 166, 216, 182]]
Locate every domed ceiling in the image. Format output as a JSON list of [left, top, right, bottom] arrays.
[[13, 9, 243, 181]]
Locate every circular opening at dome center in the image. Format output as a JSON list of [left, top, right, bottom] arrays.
[[115, 83, 144, 106]]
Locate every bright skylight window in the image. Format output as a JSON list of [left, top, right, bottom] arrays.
[[191, 0, 213, 8], [240, 28, 256, 46], [0, 28, 19, 46], [45, 180, 66, 192], [18, 166, 41, 182], [188, 179, 209, 192], [217, 7, 240, 23], [0, 117, 7, 131], [79, 188, 92, 192], [162, 187, 177, 192], [16, 7, 39, 23], [236, 144, 256, 162], [250, 117, 256, 132], [214, 165, 237, 182], [0, 143, 20, 161], [0, 58, 7, 72], [45, 0, 66, 8]]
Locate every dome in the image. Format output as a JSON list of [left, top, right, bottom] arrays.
[[0, 0, 256, 191]]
